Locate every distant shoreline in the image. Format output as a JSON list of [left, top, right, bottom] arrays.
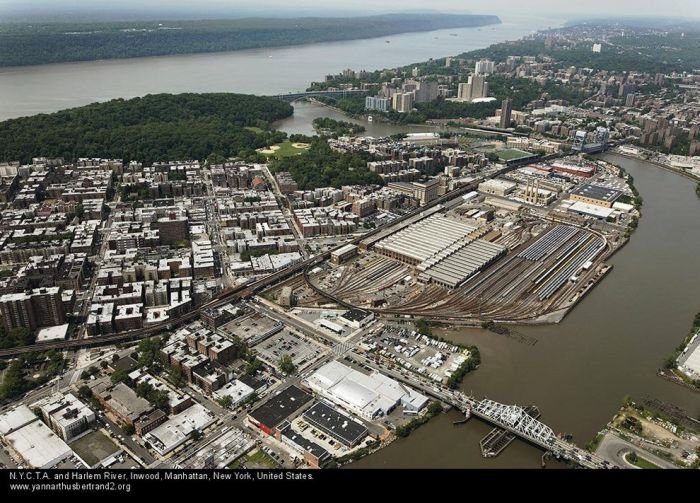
[[0, 13, 501, 68]]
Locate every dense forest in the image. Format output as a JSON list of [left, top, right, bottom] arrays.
[[269, 139, 381, 190], [0, 93, 293, 164], [0, 14, 501, 67]]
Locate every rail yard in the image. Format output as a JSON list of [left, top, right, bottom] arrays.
[[284, 156, 635, 324]]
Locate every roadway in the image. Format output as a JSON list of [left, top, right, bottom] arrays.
[[595, 431, 677, 469]]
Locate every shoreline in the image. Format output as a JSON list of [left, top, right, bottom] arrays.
[[609, 150, 700, 183], [0, 20, 503, 72]]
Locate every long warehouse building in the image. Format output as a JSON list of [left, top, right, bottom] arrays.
[[374, 214, 506, 289]]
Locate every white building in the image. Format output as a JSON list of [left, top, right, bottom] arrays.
[[36, 393, 96, 441], [475, 59, 495, 74], [144, 404, 216, 455], [306, 360, 428, 420], [212, 380, 255, 408], [4, 420, 74, 468]]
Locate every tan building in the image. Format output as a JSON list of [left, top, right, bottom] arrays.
[[569, 184, 622, 208]]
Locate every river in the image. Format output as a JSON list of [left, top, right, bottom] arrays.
[[0, 14, 563, 121], [355, 153, 700, 468]]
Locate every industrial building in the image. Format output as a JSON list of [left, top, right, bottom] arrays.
[[374, 214, 506, 289], [305, 360, 428, 420], [567, 201, 616, 220], [303, 402, 369, 448], [375, 215, 478, 266], [247, 385, 312, 436], [331, 244, 358, 265], [478, 179, 517, 197], [570, 184, 622, 208], [418, 239, 507, 289], [279, 422, 330, 468], [339, 308, 375, 329], [0, 406, 75, 468]]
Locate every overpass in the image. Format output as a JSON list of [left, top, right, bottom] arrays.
[[269, 89, 370, 102]]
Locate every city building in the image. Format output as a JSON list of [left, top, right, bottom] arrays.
[[457, 75, 488, 101], [330, 244, 358, 265], [3, 418, 74, 468], [36, 393, 96, 442], [306, 360, 428, 420], [474, 59, 495, 75], [570, 184, 622, 208], [392, 92, 415, 113], [279, 422, 330, 468], [144, 404, 216, 455], [89, 378, 153, 427], [339, 308, 375, 329], [478, 179, 517, 197], [302, 401, 369, 448], [365, 96, 391, 112], [500, 98, 513, 129], [247, 385, 312, 436], [0, 286, 65, 331]]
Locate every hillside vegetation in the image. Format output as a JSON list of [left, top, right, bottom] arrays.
[[0, 93, 293, 164]]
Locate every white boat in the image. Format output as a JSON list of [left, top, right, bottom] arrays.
[[367, 115, 373, 122]]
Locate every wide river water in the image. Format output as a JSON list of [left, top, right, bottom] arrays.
[[1, 15, 699, 468], [0, 14, 562, 121]]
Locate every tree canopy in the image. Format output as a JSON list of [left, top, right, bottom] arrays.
[[0, 93, 293, 164], [269, 138, 381, 190]]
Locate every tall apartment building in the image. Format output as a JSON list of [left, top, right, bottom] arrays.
[[365, 96, 391, 112], [500, 98, 513, 129], [414, 80, 439, 103], [0, 286, 65, 331], [474, 59, 495, 75], [457, 75, 488, 101], [157, 215, 189, 245], [392, 92, 415, 113]]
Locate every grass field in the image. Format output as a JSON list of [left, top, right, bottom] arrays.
[[257, 141, 309, 158], [70, 430, 119, 467], [496, 148, 535, 161]]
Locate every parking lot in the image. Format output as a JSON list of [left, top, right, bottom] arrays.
[[365, 325, 469, 383], [253, 329, 325, 371], [220, 311, 282, 343]]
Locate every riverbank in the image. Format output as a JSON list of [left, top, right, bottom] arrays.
[[612, 149, 700, 183]]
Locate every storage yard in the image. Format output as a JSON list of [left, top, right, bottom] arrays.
[[362, 324, 470, 384]]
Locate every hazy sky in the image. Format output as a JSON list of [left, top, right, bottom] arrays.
[[0, 0, 697, 19]]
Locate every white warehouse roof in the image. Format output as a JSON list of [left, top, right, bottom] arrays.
[[5, 420, 73, 468]]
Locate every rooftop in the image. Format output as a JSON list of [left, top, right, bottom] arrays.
[[5, 420, 73, 468], [0, 405, 37, 435], [249, 385, 312, 429], [303, 401, 368, 447], [571, 183, 622, 203], [341, 308, 373, 323]]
